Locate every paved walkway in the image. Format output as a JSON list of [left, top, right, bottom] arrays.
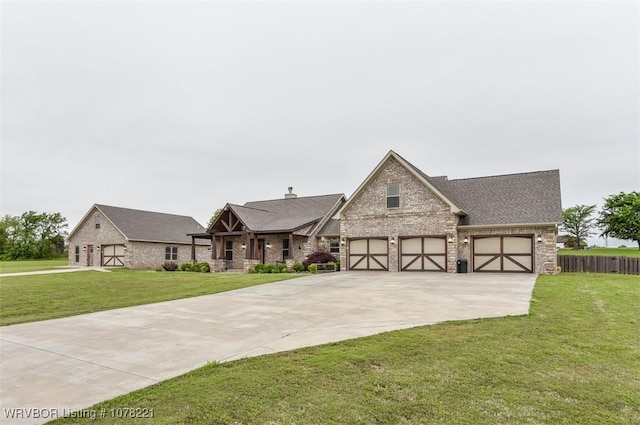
[[0, 267, 111, 278], [0, 272, 536, 424]]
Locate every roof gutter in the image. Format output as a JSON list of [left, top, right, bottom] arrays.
[[457, 222, 560, 230]]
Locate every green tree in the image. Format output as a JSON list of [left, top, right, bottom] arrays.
[[0, 211, 68, 260], [561, 204, 596, 249], [598, 191, 640, 250], [208, 208, 223, 227]]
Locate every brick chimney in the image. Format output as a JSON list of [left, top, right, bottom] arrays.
[[285, 187, 297, 199]]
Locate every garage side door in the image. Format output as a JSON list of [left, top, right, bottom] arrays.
[[473, 236, 533, 273], [400, 237, 447, 271], [102, 244, 125, 267], [349, 239, 388, 271]]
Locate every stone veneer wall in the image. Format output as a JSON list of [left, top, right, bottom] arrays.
[[340, 156, 460, 272], [128, 241, 209, 269], [68, 208, 126, 267]]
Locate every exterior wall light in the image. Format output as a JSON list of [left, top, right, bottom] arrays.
[[447, 235, 454, 243], [266, 243, 271, 249], [390, 237, 396, 245], [537, 235, 543, 243], [82, 246, 87, 252], [241, 243, 246, 250], [463, 237, 469, 244], [340, 238, 346, 245]]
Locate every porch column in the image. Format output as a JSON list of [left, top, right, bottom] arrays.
[[211, 234, 216, 260], [246, 232, 252, 259], [191, 236, 196, 263], [220, 236, 225, 260], [253, 234, 259, 260], [288, 233, 294, 260]]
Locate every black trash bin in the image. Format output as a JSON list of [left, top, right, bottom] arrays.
[[456, 259, 468, 273]]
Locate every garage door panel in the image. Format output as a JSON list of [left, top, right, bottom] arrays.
[[102, 244, 125, 267], [474, 255, 501, 271], [400, 237, 447, 272], [504, 255, 532, 271], [474, 238, 500, 254], [504, 237, 532, 254], [349, 239, 388, 271], [402, 238, 422, 254], [473, 236, 533, 273], [425, 256, 446, 270], [424, 238, 445, 253], [369, 239, 388, 255], [350, 239, 367, 254]]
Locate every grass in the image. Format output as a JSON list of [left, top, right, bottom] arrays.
[[49, 273, 639, 425], [558, 247, 640, 257], [0, 270, 299, 326], [0, 258, 68, 273]]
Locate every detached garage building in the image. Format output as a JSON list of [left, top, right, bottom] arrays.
[[339, 151, 562, 274], [67, 204, 208, 269]]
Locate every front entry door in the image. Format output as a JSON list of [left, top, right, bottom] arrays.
[[87, 245, 94, 266]]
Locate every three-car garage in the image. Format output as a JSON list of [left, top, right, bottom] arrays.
[[347, 235, 534, 273]]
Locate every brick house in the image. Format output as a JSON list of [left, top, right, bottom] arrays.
[[189, 191, 346, 271], [67, 204, 208, 269], [339, 151, 562, 274]]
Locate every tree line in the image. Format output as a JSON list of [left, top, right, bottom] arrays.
[[562, 191, 639, 249], [0, 212, 68, 260]]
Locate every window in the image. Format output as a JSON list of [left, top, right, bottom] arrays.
[[225, 240, 233, 260], [282, 238, 290, 259], [165, 246, 178, 261], [387, 184, 400, 208], [74, 246, 80, 262], [329, 240, 340, 254], [95, 216, 101, 230]]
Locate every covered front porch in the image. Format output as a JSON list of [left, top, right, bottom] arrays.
[[189, 207, 312, 272]]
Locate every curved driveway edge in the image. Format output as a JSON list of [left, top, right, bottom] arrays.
[[0, 272, 536, 424]]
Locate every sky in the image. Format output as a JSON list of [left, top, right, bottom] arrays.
[[1, 0, 638, 246]]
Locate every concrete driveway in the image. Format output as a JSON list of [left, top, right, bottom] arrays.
[[0, 272, 536, 424]]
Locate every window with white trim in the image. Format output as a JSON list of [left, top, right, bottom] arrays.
[[165, 246, 178, 261], [329, 240, 340, 254], [387, 184, 400, 208]]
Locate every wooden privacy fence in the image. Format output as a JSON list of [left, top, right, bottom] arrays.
[[558, 256, 640, 275]]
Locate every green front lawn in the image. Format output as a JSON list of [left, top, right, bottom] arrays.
[[51, 274, 639, 424], [0, 258, 68, 273], [558, 247, 640, 257], [0, 270, 299, 326]]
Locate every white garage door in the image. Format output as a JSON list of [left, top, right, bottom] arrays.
[[473, 236, 533, 273], [349, 238, 388, 271], [400, 237, 447, 271], [102, 244, 125, 267]]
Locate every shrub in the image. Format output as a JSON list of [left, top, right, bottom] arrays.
[[278, 263, 289, 273], [180, 263, 193, 272], [162, 261, 179, 271], [303, 251, 337, 269], [196, 262, 211, 273], [292, 262, 305, 273], [263, 264, 276, 274], [308, 264, 317, 274], [252, 264, 265, 274]]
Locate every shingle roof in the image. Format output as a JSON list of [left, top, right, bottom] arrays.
[[403, 153, 562, 225], [94, 204, 207, 244], [317, 218, 341, 236], [227, 194, 345, 234], [343, 150, 562, 227], [440, 170, 562, 226]]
